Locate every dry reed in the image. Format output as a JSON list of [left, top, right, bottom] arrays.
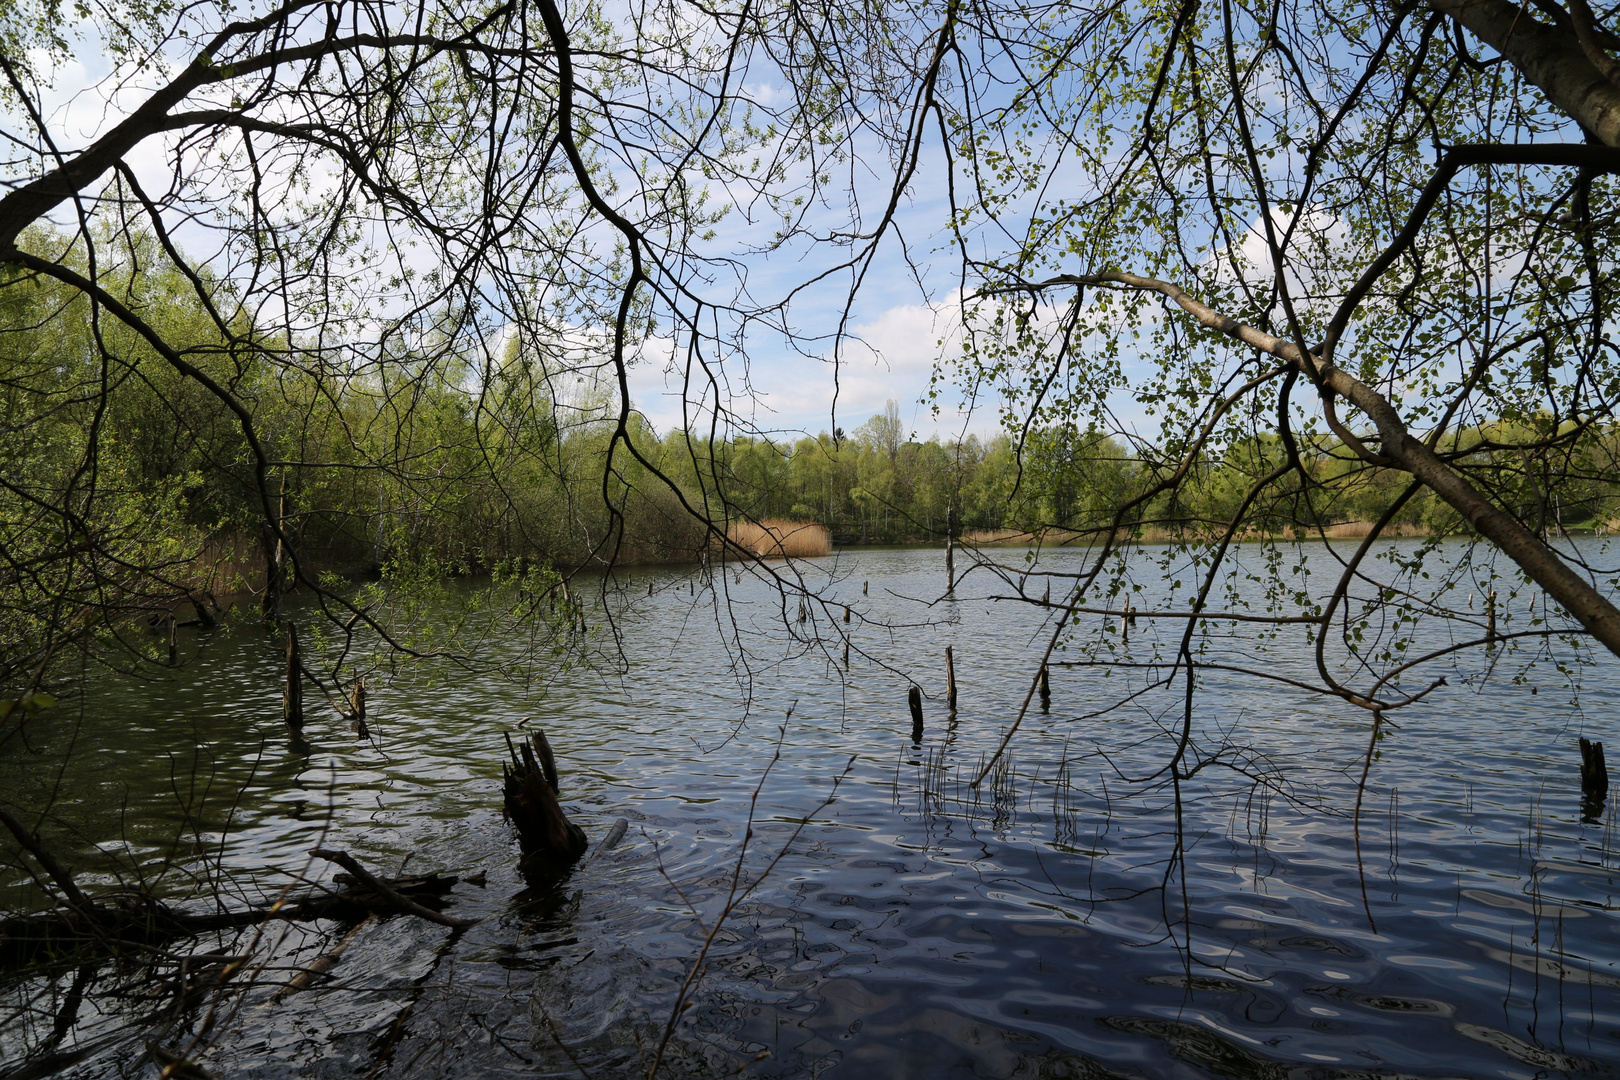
[[726, 518, 832, 558]]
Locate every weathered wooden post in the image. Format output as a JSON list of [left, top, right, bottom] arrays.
[[1486, 589, 1498, 646], [908, 686, 924, 741], [1581, 736, 1609, 822], [1042, 582, 1050, 605], [863, 580, 869, 596], [1038, 663, 1051, 709], [799, 601, 807, 623], [945, 646, 957, 712], [1121, 595, 1131, 645], [843, 605, 851, 623], [842, 640, 850, 668], [1581, 737, 1609, 797], [283, 623, 304, 733]]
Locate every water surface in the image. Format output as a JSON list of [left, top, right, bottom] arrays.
[[3, 540, 1619, 1079]]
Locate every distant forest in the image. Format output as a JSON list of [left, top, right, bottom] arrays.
[[8, 241, 1619, 596]]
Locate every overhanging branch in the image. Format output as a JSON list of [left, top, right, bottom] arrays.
[[1025, 270, 1620, 660]]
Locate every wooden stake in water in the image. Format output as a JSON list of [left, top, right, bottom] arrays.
[[1042, 582, 1050, 605], [945, 646, 957, 712], [945, 531, 955, 595], [863, 580, 869, 596], [1486, 588, 1498, 646], [1121, 594, 1131, 645], [908, 685, 924, 739], [1581, 737, 1610, 799], [843, 605, 851, 623], [1038, 663, 1051, 709], [283, 623, 304, 733], [842, 640, 849, 668]]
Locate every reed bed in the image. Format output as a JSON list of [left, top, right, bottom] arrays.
[[726, 518, 832, 558]]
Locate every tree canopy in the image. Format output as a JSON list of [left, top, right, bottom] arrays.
[[0, 0, 1619, 720]]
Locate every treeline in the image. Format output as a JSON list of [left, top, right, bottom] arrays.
[[658, 407, 1620, 546], [7, 234, 1619, 663]]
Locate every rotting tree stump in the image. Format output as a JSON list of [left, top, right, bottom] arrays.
[[503, 729, 588, 874]]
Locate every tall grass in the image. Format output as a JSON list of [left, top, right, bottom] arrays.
[[727, 518, 832, 558]]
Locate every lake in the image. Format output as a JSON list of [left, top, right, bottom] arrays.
[[2, 539, 1618, 1079]]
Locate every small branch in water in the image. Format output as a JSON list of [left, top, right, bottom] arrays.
[[309, 849, 476, 929], [645, 731, 854, 1079], [0, 807, 93, 911], [272, 912, 377, 998]]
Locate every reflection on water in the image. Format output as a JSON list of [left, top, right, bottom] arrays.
[[2, 541, 1620, 1079]]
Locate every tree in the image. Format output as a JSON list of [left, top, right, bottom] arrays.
[[925, 0, 1620, 775], [0, 0, 930, 695], [1, 0, 1618, 773]]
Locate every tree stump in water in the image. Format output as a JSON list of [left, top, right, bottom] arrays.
[[503, 730, 588, 873], [1581, 737, 1609, 794]]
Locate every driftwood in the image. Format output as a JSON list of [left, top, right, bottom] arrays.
[[0, 851, 464, 967], [310, 849, 474, 928], [503, 730, 588, 874]]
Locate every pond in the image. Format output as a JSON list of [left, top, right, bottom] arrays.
[[3, 540, 1619, 1079]]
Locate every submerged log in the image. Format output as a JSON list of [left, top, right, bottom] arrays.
[[503, 730, 588, 874]]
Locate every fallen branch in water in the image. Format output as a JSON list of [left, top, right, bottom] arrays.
[[272, 912, 377, 999], [0, 808, 94, 911], [0, 865, 465, 967], [309, 849, 476, 929]]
